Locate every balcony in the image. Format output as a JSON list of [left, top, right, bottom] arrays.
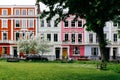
[[62, 40, 84, 45], [0, 40, 16, 44]]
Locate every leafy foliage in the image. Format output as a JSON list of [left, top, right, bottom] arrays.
[[38, 0, 120, 69], [16, 36, 51, 55]]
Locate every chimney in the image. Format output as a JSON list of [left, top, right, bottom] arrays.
[[35, 0, 40, 14]]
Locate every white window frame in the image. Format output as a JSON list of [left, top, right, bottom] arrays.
[[41, 20, 44, 27], [2, 19, 8, 28], [22, 9, 27, 15], [28, 9, 34, 15], [54, 34, 58, 42], [28, 19, 34, 28], [113, 33, 118, 42], [64, 20, 68, 28], [91, 47, 98, 56], [2, 9, 8, 15], [2, 32, 8, 40], [73, 46, 80, 55], [15, 32, 20, 40], [15, 19, 20, 28], [71, 20, 75, 27], [78, 20, 82, 28], [15, 9, 20, 15], [47, 20, 51, 27], [22, 19, 27, 29], [78, 33, 82, 43]]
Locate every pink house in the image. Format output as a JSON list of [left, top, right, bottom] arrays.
[[61, 15, 85, 60]]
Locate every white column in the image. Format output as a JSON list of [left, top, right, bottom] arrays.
[[110, 47, 113, 60], [11, 19, 13, 40], [117, 47, 120, 56], [60, 47, 62, 59], [10, 46, 13, 56]]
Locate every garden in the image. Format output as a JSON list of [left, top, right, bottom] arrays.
[[0, 59, 120, 80]]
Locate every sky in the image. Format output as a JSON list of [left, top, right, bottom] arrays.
[[0, 0, 46, 11]]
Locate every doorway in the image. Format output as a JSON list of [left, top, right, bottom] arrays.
[[13, 47, 17, 57], [113, 48, 117, 59], [55, 48, 60, 59]]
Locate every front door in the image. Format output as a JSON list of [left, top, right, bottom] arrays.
[[62, 48, 67, 59], [55, 48, 60, 59], [13, 47, 17, 57], [113, 48, 117, 59]]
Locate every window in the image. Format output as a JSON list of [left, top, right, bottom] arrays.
[[41, 20, 44, 27], [64, 34, 69, 41], [64, 20, 68, 27], [91, 47, 98, 56], [15, 9, 20, 15], [28, 9, 34, 15], [54, 20, 58, 27], [15, 20, 20, 27], [89, 33, 93, 43], [30, 32, 34, 38], [28, 19, 34, 28], [2, 19, 8, 28], [73, 47, 80, 55], [16, 32, 20, 40], [22, 19, 27, 28], [2, 32, 7, 40], [96, 34, 99, 43], [22, 9, 26, 15], [113, 34, 117, 42], [47, 34, 51, 41], [54, 34, 58, 42], [78, 20, 82, 27], [71, 34, 75, 43], [22, 32, 25, 38], [78, 34, 82, 43], [71, 20, 75, 27], [3, 47, 7, 54], [2, 9, 7, 15], [47, 21, 51, 27]]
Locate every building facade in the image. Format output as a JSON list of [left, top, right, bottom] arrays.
[[85, 21, 120, 60], [61, 15, 86, 60], [37, 15, 62, 60], [0, 5, 37, 57]]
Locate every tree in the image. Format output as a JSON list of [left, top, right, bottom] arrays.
[[17, 36, 51, 56], [35, 36, 51, 56], [38, 0, 120, 69]]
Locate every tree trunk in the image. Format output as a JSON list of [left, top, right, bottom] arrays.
[[96, 27, 108, 70]]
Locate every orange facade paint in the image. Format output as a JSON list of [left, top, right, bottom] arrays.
[[0, 5, 37, 57]]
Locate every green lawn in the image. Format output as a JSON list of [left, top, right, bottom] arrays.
[[0, 61, 120, 80]]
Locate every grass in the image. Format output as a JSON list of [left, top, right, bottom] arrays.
[[0, 60, 120, 80]]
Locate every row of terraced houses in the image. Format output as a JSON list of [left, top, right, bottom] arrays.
[[0, 3, 120, 61]]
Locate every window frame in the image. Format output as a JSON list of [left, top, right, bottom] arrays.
[[28, 19, 34, 28], [78, 20, 82, 28], [54, 34, 58, 42], [15, 9, 20, 15], [2, 9, 8, 15], [2, 19, 8, 28], [28, 9, 34, 15], [22, 9, 27, 15], [71, 20, 75, 27], [91, 47, 98, 56], [22, 19, 27, 29], [15, 19, 20, 28], [73, 46, 80, 55], [78, 33, 82, 43], [47, 34, 51, 41], [2, 32, 8, 40], [64, 20, 68, 28]]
